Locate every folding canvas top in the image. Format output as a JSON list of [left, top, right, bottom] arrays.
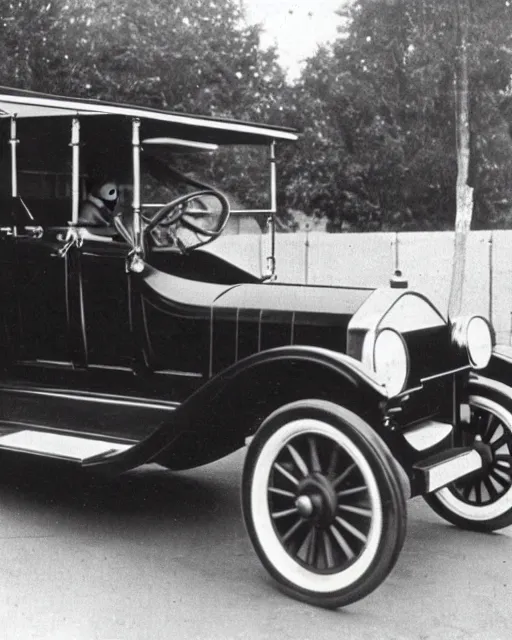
[[0, 86, 298, 145]]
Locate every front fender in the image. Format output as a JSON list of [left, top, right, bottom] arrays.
[[154, 346, 389, 470], [469, 372, 512, 407], [83, 346, 389, 473], [218, 345, 387, 395]]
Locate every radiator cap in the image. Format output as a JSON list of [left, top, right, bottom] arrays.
[[390, 269, 408, 288]]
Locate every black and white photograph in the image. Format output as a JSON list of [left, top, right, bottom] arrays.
[[0, 1, 511, 638]]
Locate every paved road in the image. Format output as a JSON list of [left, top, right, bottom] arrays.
[[0, 449, 510, 640]]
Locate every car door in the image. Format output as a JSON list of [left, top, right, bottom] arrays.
[[12, 208, 139, 377], [12, 211, 72, 368], [75, 233, 136, 371]]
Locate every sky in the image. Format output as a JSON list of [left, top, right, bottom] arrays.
[[243, 0, 348, 78]]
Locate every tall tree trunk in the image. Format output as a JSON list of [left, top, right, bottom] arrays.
[[448, 0, 474, 318]]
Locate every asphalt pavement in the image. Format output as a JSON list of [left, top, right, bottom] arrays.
[[0, 449, 510, 640]]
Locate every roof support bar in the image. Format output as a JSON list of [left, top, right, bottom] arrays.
[[270, 141, 277, 213], [132, 118, 142, 253], [71, 117, 80, 223], [9, 115, 18, 198], [265, 141, 277, 280]]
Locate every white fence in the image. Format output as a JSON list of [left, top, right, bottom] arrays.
[[206, 230, 512, 345]]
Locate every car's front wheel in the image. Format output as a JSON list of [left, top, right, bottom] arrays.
[[425, 389, 512, 532], [242, 399, 407, 609]]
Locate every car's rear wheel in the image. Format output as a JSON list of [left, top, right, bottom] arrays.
[[425, 390, 512, 531], [242, 399, 407, 609]]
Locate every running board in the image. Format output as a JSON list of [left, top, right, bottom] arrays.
[[414, 448, 484, 493], [0, 430, 133, 464]]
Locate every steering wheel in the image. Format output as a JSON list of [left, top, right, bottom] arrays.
[[145, 189, 230, 238]]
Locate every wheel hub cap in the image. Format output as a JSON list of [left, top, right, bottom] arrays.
[[297, 474, 338, 526], [295, 495, 314, 517]]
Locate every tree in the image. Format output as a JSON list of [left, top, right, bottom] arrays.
[[282, 0, 512, 232], [0, 1, 64, 89], [449, 0, 473, 317]]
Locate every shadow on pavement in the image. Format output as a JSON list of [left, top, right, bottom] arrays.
[[0, 451, 244, 538]]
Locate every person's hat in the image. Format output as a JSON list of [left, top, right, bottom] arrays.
[[90, 180, 119, 212], [92, 181, 118, 202]]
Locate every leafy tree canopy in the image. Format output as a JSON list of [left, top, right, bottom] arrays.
[[0, 0, 288, 120], [283, 0, 512, 231]]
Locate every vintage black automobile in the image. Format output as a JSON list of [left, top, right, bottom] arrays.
[[0, 86, 511, 609]]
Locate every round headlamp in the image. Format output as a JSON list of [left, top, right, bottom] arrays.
[[364, 328, 409, 396], [452, 315, 492, 370]]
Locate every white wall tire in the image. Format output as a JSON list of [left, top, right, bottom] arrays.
[[242, 399, 406, 609], [425, 392, 512, 532]]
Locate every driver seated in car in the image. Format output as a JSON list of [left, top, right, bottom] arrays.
[[78, 179, 119, 237]]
